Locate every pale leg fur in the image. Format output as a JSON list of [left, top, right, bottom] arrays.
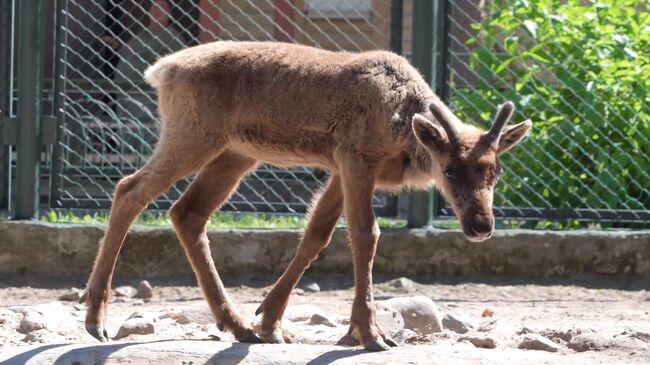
[[81, 82, 224, 341], [169, 150, 261, 342], [255, 176, 343, 343], [335, 151, 397, 351], [82, 142, 216, 341]]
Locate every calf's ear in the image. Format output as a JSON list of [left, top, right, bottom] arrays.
[[497, 120, 532, 155], [412, 114, 449, 152]]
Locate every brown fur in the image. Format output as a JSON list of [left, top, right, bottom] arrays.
[[82, 41, 532, 351]]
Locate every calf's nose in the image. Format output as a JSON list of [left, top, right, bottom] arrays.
[[471, 215, 494, 236]]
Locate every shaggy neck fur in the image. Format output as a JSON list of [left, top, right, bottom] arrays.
[[365, 53, 454, 189]]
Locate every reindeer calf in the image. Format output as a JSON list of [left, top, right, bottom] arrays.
[[81, 41, 532, 351]]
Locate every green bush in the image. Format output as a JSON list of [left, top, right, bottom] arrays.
[[453, 0, 649, 213]]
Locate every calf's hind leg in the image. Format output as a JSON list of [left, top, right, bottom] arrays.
[[169, 150, 261, 342], [255, 176, 343, 343], [82, 146, 213, 342]]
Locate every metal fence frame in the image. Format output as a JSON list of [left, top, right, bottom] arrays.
[[1, 0, 648, 225]]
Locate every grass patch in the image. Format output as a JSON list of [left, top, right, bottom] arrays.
[[29, 211, 650, 230], [42, 210, 408, 229], [1, 205, 561, 230]]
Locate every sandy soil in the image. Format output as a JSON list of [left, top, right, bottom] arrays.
[[1, 274, 649, 364]]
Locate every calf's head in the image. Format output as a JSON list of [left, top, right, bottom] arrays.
[[412, 100, 532, 242]]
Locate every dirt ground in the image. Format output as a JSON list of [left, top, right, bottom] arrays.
[[1, 274, 649, 364]]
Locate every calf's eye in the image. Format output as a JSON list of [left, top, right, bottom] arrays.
[[444, 169, 455, 180]]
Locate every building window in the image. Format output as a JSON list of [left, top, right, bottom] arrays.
[[305, 0, 371, 19]]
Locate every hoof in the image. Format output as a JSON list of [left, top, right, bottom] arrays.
[[336, 333, 397, 351], [216, 322, 224, 331], [258, 328, 285, 344], [383, 335, 398, 347], [254, 305, 263, 316], [208, 334, 222, 341], [85, 324, 108, 342], [237, 330, 263, 344], [336, 333, 359, 347], [78, 290, 88, 304], [363, 337, 391, 351]]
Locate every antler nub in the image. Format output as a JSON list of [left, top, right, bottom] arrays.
[[485, 101, 515, 142], [429, 101, 458, 145]]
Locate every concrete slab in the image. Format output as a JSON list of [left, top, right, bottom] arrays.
[[0, 340, 640, 365], [1, 221, 648, 277]]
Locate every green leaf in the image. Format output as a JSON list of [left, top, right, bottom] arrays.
[[523, 20, 538, 38], [504, 36, 519, 54], [494, 57, 517, 74], [524, 51, 550, 63]]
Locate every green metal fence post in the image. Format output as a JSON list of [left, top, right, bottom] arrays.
[[0, 0, 11, 210], [436, 0, 451, 103], [389, 0, 403, 54], [49, 0, 67, 209], [15, 0, 43, 219], [431, 0, 450, 224], [407, 0, 436, 228]]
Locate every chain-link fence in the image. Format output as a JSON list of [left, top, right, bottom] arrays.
[[51, 0, 398, 214], [2, 0, 648, 224]]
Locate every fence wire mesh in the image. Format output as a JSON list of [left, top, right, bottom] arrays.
[[13, 0, 646, 223], [54, 0, 395, 213], [436, 0, 649, 222]]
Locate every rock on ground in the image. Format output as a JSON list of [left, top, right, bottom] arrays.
[[18, 311, 47, 333], [375, 304, 405, 335], [159, 311, 193, 325], [442, 312, 477, 334], [478, 319, 519, 346], [127, 311, 145, 320], [285, 304, 326, 322], [381, 296, 443, 334], [393, 329, 418, 344], [114, 286, 136, 298], [518, 333, 561, 352], [539, 328, 583, 343], [302, 282, 321, 293], [59, 288, 83, 302], [568, 332, 649, 353], [160, 306, 214, 326], [459, 334, 497, 349], [309, 313, 337, 327], [386, 277, 416, 291], [13, 302, 75, 334], [135, 281, 153, 299], [617, 329, 650, 343], [0, 309, 20, 330], [568, 333, 615, 352], [114, 317, 155, 340], [21, 329, 66, 344]]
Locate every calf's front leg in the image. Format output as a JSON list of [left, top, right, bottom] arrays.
[[336, 153, 397, 351]]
